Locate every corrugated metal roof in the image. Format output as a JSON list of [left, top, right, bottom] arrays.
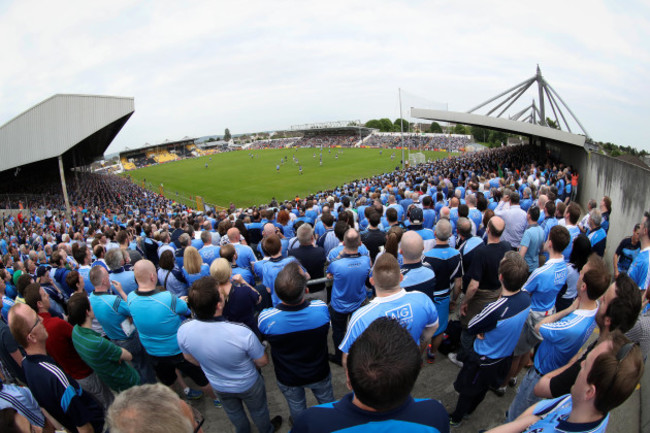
[[0, 94, 134, 172]]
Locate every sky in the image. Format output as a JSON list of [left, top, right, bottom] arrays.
[[1, 0, 649, 154]]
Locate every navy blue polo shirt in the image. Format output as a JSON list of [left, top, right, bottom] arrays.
[[458, 236, 484, 291], [258, 300, 330, 386], [292, 393, 449, 433], [400, 262, 436, 301], [423, 245, 461, 297]]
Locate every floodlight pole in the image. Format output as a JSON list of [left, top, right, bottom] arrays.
[[399, 88, 405, 169], [537, 65, 546, 125], [58, 156, 72, 224]]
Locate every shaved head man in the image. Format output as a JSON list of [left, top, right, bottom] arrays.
[[128, 260, 217, 403], [401, 231, 424, 264], [133, 259, 157, 290], [400, 230, 437, 304], [227, 226, 258, 274]]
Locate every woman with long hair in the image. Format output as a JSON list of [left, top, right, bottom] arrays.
[[378, 226, 404, 265], [182, 247, 210, 287], [157, 250, 188, 297], [276, 210, 294, 238], [210, 258, 261, 336]]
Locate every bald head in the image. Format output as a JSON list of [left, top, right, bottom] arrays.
[[134, 260, 157, 290], [440, 206, 451, 219], [263, 223, 276, 237], [538, 194, 548, 209], [343, 229, 360, 251], [226, 227, 241, 243], [487, 216, 505, 238], [401, 231, 424, 263]]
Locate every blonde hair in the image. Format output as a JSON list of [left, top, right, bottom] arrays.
[[183, 247, 203, 274], [209, 258, 232, 285]]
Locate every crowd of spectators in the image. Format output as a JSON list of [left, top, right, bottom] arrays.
[[293, 134, 360, 148], [364, 133, 472, 151], [0, 144, 648, 432], [247, 138, 301, 150]]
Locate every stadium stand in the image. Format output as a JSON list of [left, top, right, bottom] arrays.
[[363, 132, 471, 151], [0, 97, 646, 432]]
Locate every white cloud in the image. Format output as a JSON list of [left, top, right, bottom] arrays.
[[0, 0, 648, 152]]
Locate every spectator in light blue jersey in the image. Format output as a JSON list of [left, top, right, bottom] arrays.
[[340, 251, 438, 358], [128, 260, 215, 403], [227, 227, 257, 273], [254, 235, 304, 308], [562, 203, 582, 261], [219, 244, 255, 287], [519, 206, 545, 273], [494, 333, 643, 433], [326, 228, 371, 366], [507, 254, 610, 421], [182, 247, 210, 287], [506, 225, 571, 388], [198, 230, 220, 266], [105, 248, 138, 295]]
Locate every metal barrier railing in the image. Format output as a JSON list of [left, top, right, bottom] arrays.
[[306, 277, 331, 286]]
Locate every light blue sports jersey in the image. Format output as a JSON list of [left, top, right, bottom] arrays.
[[628, 247, 650, 291], [522, 258, 568, 312], [588, 227, 607, 253], [327, 244, 370, 263], [520, 225, 545, 272], [409, 227, 436, 252], [233, 244, 257, 272], [542, 217, 558, 240], [469, 290, 531, 359], [109, 268, 138, 294], [89, 292, 132, 340], [254, 256, 300, 306], [535, 307, 597, 374], [77, 266, 95, 294], [400, 262, 436, 301], [562, 225, 581, 261], [338, 290, 438, 354], [127, 290, 188, 357], [327, 253, 371, 314], [422, 209, 436, 229], [527, 395, 608, 433], [182, 264, 210, 286], [199, 245, 220, 265]]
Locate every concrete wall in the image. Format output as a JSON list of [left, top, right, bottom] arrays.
[[546, 142, 650, 266]]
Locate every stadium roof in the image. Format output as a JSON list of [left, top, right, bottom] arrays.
[[293, 126, 374, 137], [120, 136, 198, 156], [0, 94, 134, 173], [411, 108, 586, 148]]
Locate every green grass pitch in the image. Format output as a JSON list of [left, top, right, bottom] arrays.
[[125, 148, 451, 208]]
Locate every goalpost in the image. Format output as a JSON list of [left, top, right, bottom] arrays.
[[408, 151, 426, 166]]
